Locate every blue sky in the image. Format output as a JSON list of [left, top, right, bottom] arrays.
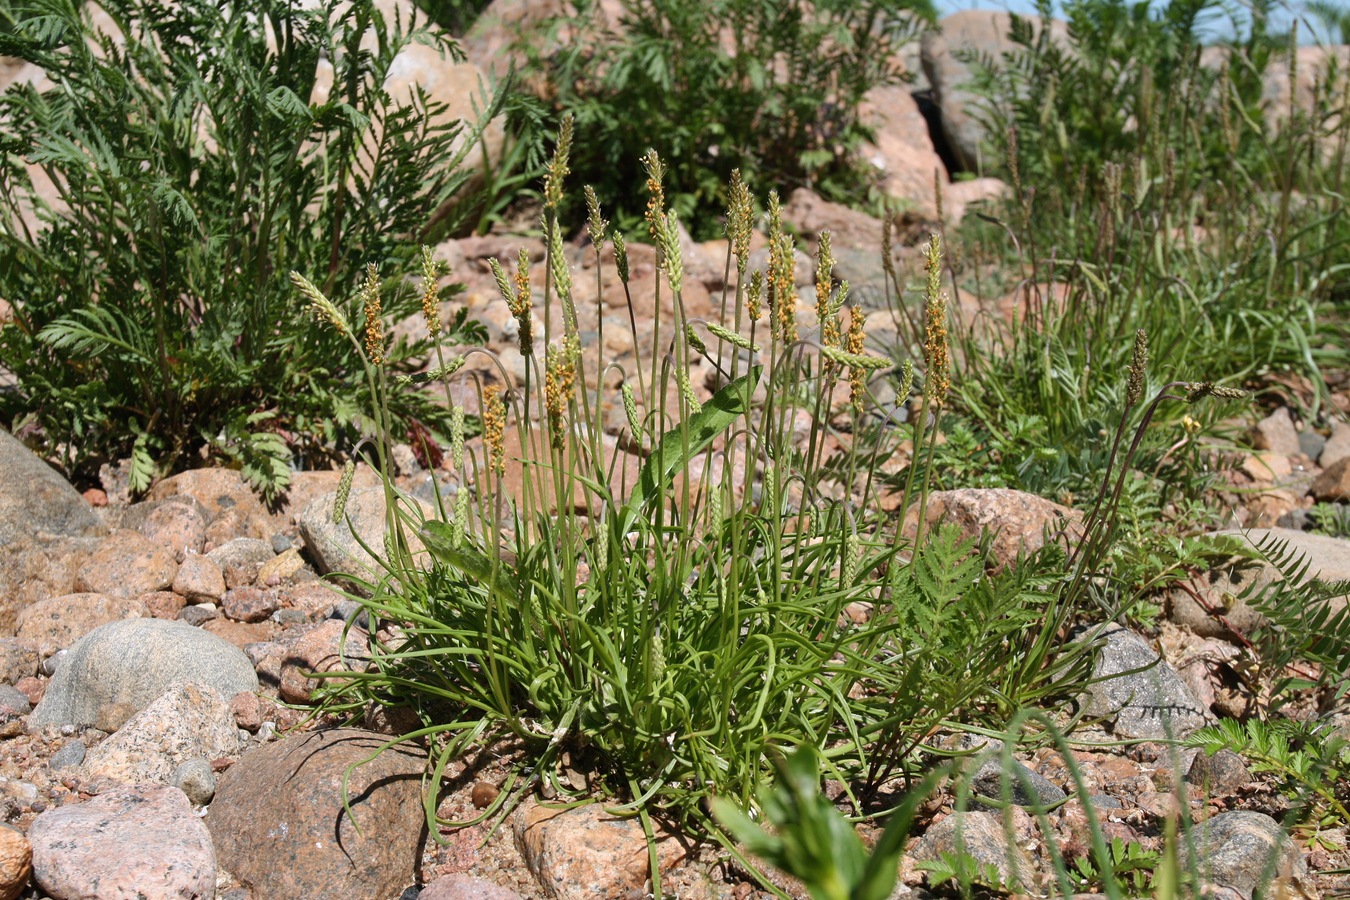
[[933, 0, 1336, 44]]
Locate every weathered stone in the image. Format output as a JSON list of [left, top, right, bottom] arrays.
[[1167, 528, 1350, 638], [0, 534, 96, 637], [173, 757, 216, 806], [514, 798, 688, 900], [1311, 457, 1350, 501], [208, 728, 427, 899], [1248, 407, 1301, 456], [140, 590, 187, 619], [222, 586, 279, 623], [14, 592, 147, 658], [420, 874, 527, 900], [920, 11, 1068, 172], [300, 487, 433, 577], [257, 547, 306, 585], [0, 825, 31, 900], [0, 427, 102, 547], [132, 498, 209, 562], [859, 82, 946, 222], [205, 538, 276, 587], [28, 785, 214, 899], [909, 809, 1035, 890], [0, 639, 38, 684], [29, 618, 258, 732], [1186, 748, 1251, 795], [173, 553, 226, 603], [82, 683, 240, 786], [970, 756, 1066, 809], [908, 488, 1080, 568], [278, 618, 367, 704], [73, 529, 178, 598], [1321, 420, 1350, 468], [1079, 625, 1210, 740], [1186, 810, 1306, 898]]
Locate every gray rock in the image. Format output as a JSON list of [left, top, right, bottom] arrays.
[[300, 487, 433, 578], [271, 533, 294, 554], [28, 784, 215, 898], [909, 809, 1035, 890], [208, 728, 428, 899], [48, 740, 86, 771], [1187, 810, 1306, 898], [81, 682, 240, 785], [1079, 625, 1210, 740], [0, 686, 29, 717], [970, 757, 1066, 809], [206, 537, 276, 579], [178, 604, 219, 626], [1186, 748, 1251, 795], [173, 757, 216, 806], [0, 427, 102, 547], [28, 618, 258, 732]]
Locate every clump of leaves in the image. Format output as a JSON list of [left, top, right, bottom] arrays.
[[1187, 717, 1350, 832], [519, 0, 936, 237], [0, 0, 497, 499]]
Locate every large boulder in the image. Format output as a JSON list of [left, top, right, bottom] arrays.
[[81, 682, 242, 786], [28, 618, 257, 732], [208, 728, 427, 899]]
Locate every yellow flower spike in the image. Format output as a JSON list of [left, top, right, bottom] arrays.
[[921, 234, 950, 408], [513, 248, 533, 356], [359, 262, 385, 366], [543, 114, 573, 213], [418, 246, 442, 338], [482, 384, 506, 475]]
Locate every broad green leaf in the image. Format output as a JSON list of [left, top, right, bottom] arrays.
[[620, 366, 759, 533]]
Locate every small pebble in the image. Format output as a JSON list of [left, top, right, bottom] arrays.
[[256, 722, 277, 743], [242, 641, 280, 668], [271, 608, 308, 626], [178, 604, 219, 626], [271, 533, 293, 554], [49, 740, 87, 770], [173, 757, 216, 806], [471, 781, 500, 809]]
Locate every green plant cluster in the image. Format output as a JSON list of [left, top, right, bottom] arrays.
[[0, 0, 495, 499], [920, 0, 1349, 524], [517, 0, 935, 238]]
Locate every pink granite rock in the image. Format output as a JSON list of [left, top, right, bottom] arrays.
[[28, 785, 215, 899], [14, 592, 146, 658], [172, 553, 226, 604], [74, 530, 178, 598]]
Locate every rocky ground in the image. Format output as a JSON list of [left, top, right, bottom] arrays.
[[0, 213, 1347, 899]]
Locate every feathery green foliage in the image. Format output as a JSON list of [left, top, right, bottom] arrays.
[[0, 0, 498, 498]]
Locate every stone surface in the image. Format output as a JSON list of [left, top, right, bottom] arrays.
[[173, 757, 217, 806], [222, 586, 279, 623], [910, 488, 1080, 568], [81, 682, 241, 786], [1187, 810, 1306, 898], [278, 618, 367, 704], [0, 686, 30, 717], [1248, 407, 1301, 456], [73, 529, 178, 598], [1168, 528, 1350, 638], [1186, 748, 1251, 795], [0, 427, 102, 546], [130, 498, 209, 562], [909, 809, 1035, 889], [29, 618, 258, 731], [208, 728, 427, 899], [205, 538, 276, 588], [920, 11, 1068, 172], [514, 799, 688, 900], [970, 757, 1067, 809], [0, 825, 31, 900], [419, 874, 527, 900], [1080, 625, 1210, 739], [300, 486, 433, 577], [0, 534, 98, 637], [141, 589, 187, 619], [1311, 457, 1350, 501], [257, 547, 306, 585], [14, 592, 146, 658], [173, 553, 226, 603], [148, 467, 270, 530], [859, 82, 946, 222], [1321, 420, 1350, 468], [28, 785, 214, 899], [0, 639, 38, 684]]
